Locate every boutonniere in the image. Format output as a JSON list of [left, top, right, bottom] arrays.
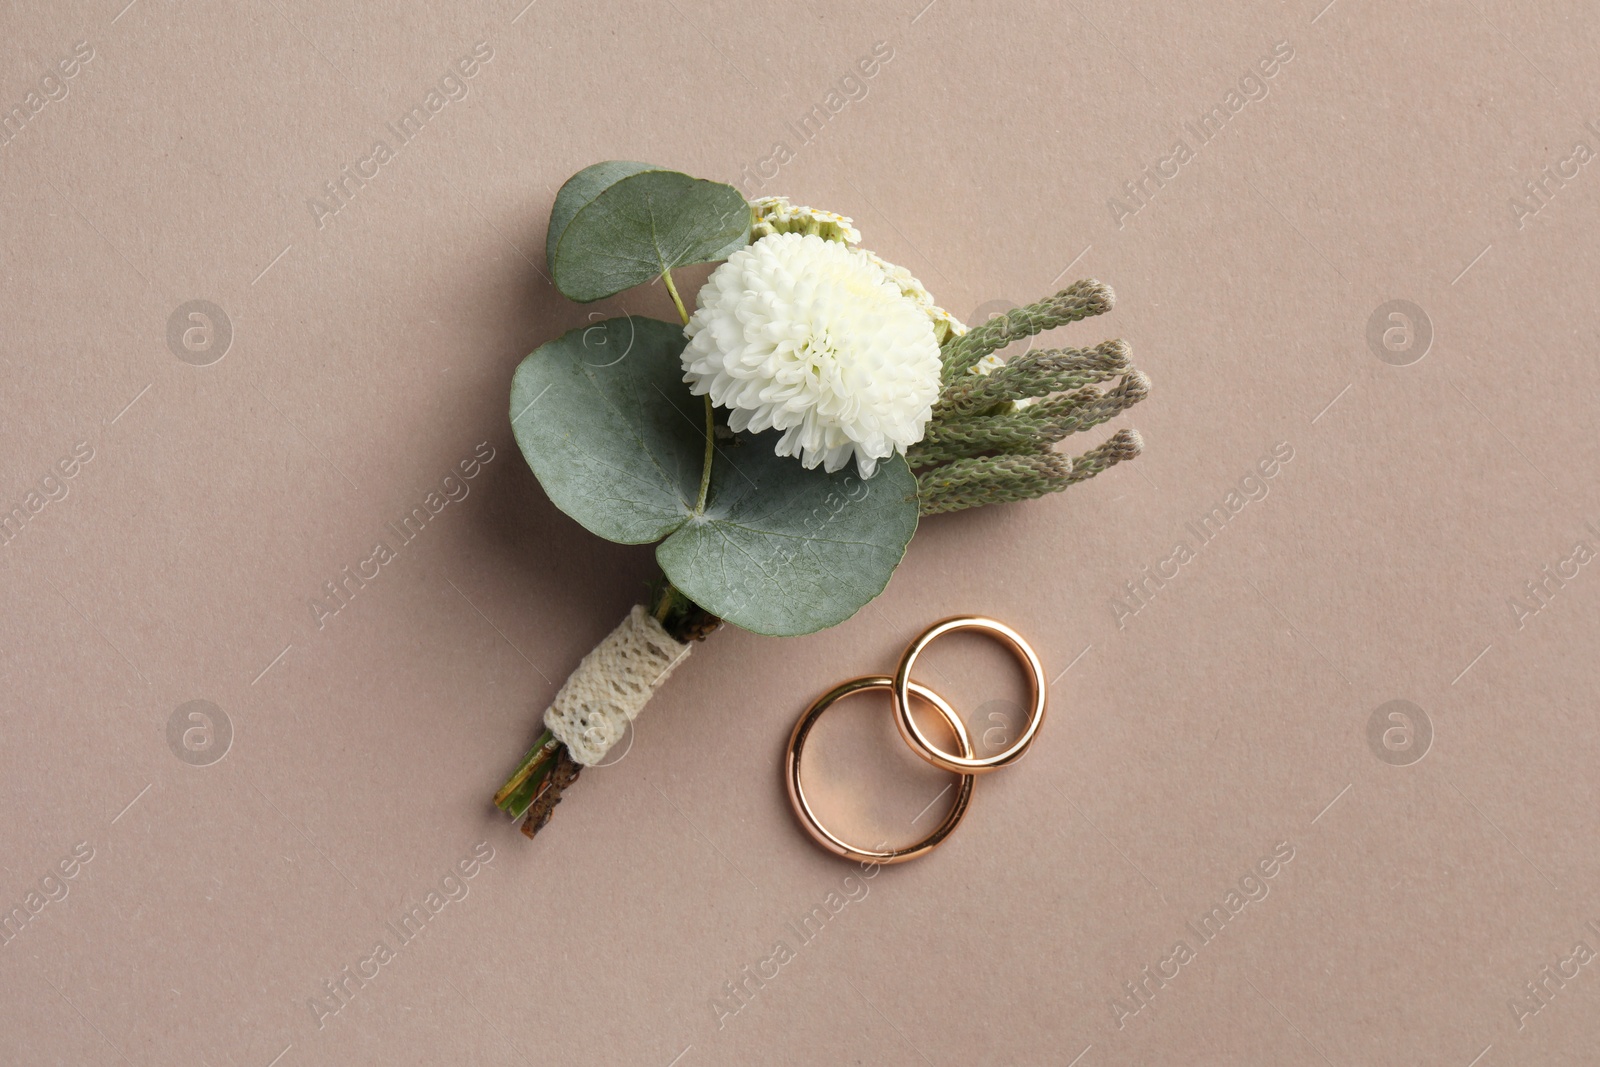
[[493, 162, 1147, 839]]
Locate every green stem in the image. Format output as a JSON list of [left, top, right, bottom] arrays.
[[652, 581, 677, 622], [661, 266, 715, 517], [661, 266, 690, 326], [651, 575, 722, 643], [695, 395, 714, 514], [493, 728, 560, 819]]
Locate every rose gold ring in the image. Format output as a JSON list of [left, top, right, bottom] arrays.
[[786, 675, 976, 865], [892, 616, 1047, 774]]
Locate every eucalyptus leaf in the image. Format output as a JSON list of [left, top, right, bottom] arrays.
[[509, 316, 703, 544], [545, 161, 654, 270], [511, 316, 920, 635], [657, 442, 919, 637], [546, 162, 751, 303]]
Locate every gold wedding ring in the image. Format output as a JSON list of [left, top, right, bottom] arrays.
[[783, 616, 1050, 864], [785, 676, 976, 865], [893, 616, 1047, 774]]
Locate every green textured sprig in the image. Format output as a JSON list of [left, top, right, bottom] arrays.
[[935, 340, 1131, 417], [918, 430, 1144, 515], [915, 279, 1146, 515], [910, 371, 1149, 467], [940, 278, 1116, 379]]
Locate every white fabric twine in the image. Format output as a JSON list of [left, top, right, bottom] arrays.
[[543, 605, 692, 766]]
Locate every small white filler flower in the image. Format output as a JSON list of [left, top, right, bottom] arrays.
[[682, 231, 944, 478]]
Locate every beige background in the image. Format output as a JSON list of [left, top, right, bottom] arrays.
[[3, 0, 1598, 1064]]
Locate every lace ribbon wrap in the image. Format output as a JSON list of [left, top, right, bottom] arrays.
[[543, 605, 692, 766]]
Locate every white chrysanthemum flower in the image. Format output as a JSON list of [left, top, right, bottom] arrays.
[[682, 232, 942, 478], [752, 195, 967, 343]]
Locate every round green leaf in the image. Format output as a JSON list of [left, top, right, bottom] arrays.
[[546, 162, 752, 303], [509, 316, 703, 544], [509, 314, 921, 635], [545, 161, 654, 270], [657, 442, 920, 637]]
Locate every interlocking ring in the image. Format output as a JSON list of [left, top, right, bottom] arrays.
[[782, 616, 1050, 864], [892, 616, 1047, 774], [785, 676, 976, 865]]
